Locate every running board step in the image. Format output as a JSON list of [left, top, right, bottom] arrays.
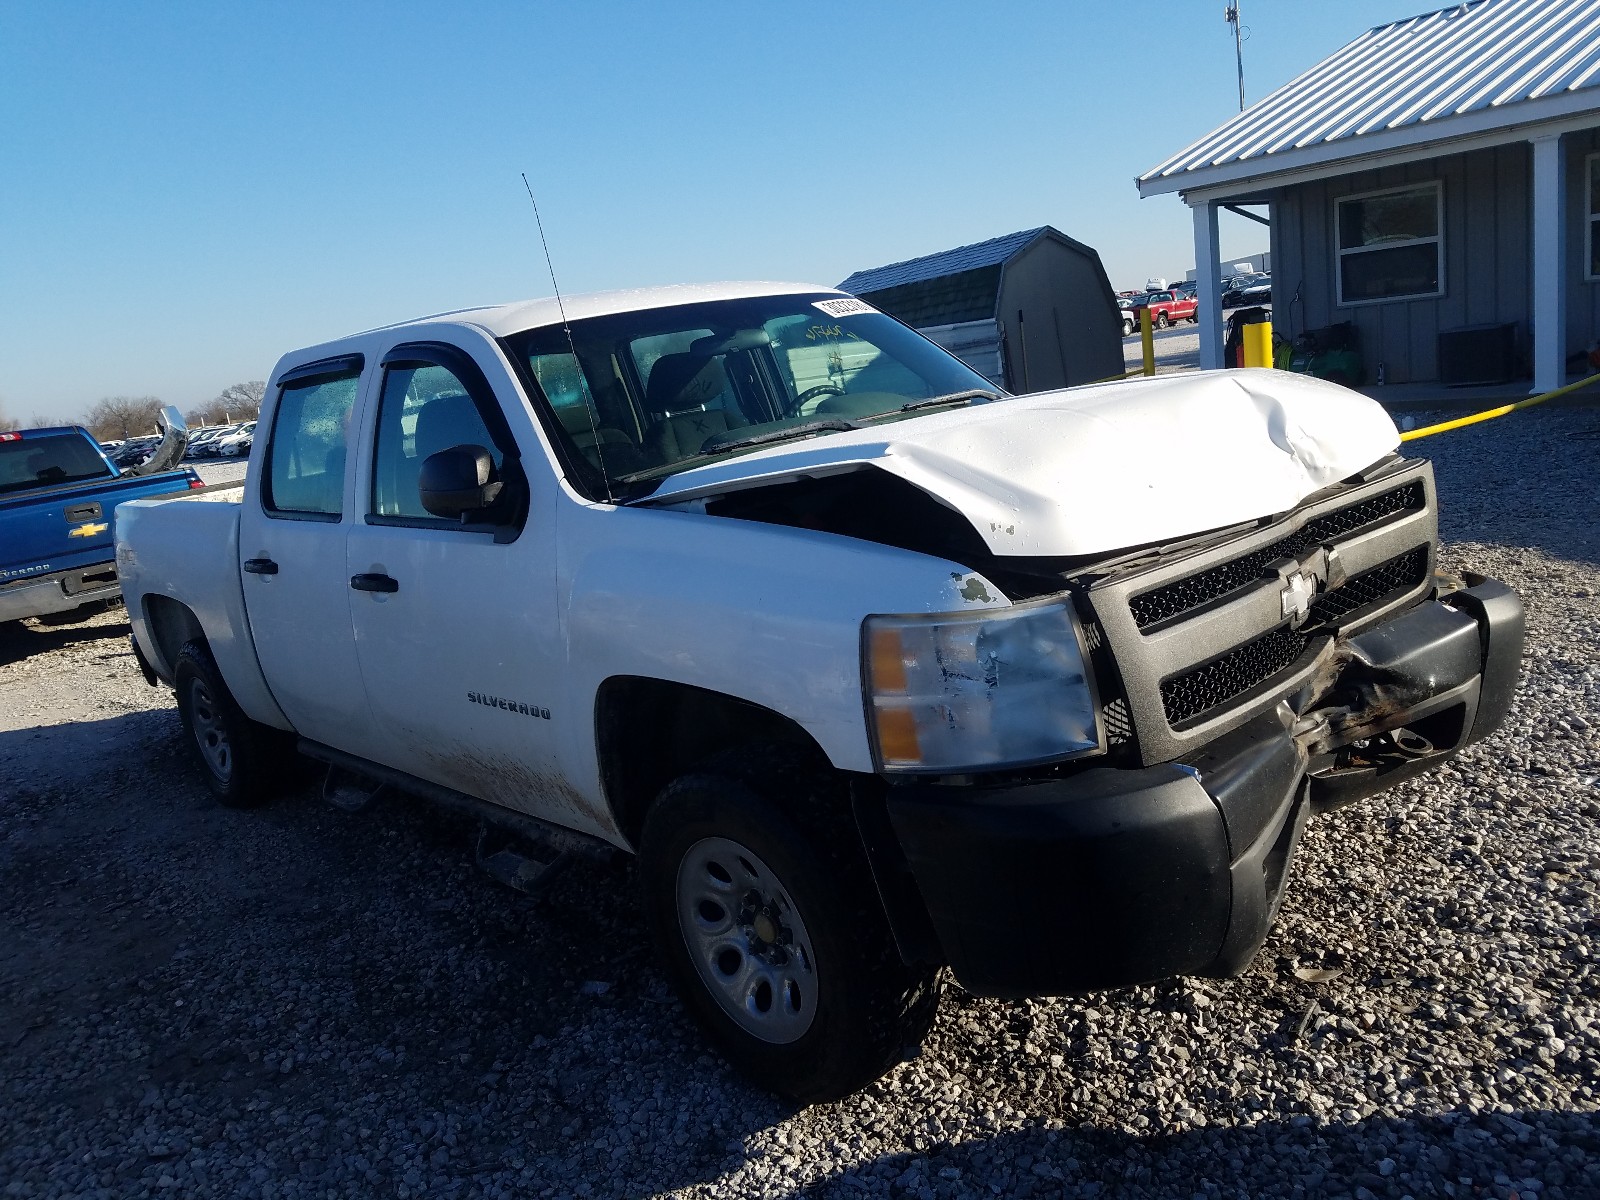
[[321, 765, 387, 813], [474, 827, 571, 894]]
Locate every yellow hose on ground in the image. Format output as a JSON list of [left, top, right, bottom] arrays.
[[1399, 371, 1600, 441]]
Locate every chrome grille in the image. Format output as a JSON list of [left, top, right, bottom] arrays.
[[1130, 481, 1424, 631]]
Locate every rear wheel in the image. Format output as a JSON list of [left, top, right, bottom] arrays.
[[1156, 312, 1170, 329], [173, 639, 288, 807], [640, 746, 941, 1102]]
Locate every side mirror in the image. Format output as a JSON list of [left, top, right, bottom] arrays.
[[419, 444, 503, 520]]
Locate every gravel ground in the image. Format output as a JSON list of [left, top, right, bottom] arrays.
[[1123, 324, 1201, 375], [2, 410, 1597, 1199]]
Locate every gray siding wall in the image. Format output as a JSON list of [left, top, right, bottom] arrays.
[[1270, 143, 1529, 384], [1269, 127, 1600, 384], [995, 238, 1122, 392], [1562, 127, 1600, 354]]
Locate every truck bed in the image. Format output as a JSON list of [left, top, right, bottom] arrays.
[[115, 492, 290, 731]]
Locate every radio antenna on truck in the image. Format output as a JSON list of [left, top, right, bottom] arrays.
[[521, 172, 613, 503]]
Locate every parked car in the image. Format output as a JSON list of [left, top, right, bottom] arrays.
[[1234, 280, 1273, 307], [213, 421, 257, 457], [117, 282, 1522, 1102], [1117, 296, 1139, 337], [192, 423, 244, 457], [1, 409, 199, 624], [108, 436, 163, 469], [1222, 274, 1271, 308], [1131, 290, 1199, 329], [184, 427, 230, 458]]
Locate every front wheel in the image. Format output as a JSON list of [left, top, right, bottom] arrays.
[[640, 747, 941, 1102], [173, 639, 288, 807]]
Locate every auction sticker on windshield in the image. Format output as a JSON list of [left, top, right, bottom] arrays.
[[814, 297, 875, 318]]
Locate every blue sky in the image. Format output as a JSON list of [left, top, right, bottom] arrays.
[[3, 1, 1416, 423]]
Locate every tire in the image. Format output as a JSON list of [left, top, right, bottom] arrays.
[[1155, 312, 1170, 329], [640, 745, 941, 1102], [1122, 318, 1135, 338], [173, 639, 287, 807]]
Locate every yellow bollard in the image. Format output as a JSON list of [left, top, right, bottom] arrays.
[[1140, 307, 1155, 376], [1242, 320, 1273, 368]]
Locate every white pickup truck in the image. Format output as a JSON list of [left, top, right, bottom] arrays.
[[116, 282, 1523, 1100]]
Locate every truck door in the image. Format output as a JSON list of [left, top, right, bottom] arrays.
[[343, 342, 588, 834], [236, 355, 385, 759]]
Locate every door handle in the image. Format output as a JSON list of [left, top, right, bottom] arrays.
[[243, 557, 279, 575], [350, 573, 399, 593]]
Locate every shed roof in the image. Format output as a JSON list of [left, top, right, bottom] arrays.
[[838, 227, 1048, 294], [1139, 0, 1600, 198]]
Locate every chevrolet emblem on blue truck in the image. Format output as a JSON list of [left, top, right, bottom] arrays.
[[113, 282, 1522, 1101]]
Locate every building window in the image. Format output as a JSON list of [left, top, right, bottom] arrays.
[[1335, 182, 1443, 305], [1586, 153, 1600, 281]]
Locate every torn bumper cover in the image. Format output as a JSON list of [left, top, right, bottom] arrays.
[[880, 577, 1523, 999]]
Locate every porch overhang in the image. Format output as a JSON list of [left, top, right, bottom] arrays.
[[1139, 96, 1600, 203]]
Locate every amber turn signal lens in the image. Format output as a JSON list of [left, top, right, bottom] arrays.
[[870, 627, 909, 694], [874, 706, 922, 765]]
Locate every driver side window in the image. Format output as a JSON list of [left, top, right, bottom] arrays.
[[371, 362, 503, 522]]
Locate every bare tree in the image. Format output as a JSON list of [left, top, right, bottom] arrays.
[[0, 400, 19, 432], [216, 381, 265, 421], [85, 395, 163, 441]]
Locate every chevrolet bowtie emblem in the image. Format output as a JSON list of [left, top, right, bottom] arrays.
[[68, 521, 109, 538], [1280, 569, 1319, 627]]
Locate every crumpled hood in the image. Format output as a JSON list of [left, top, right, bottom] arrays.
[[641, 370, 1401, 557]]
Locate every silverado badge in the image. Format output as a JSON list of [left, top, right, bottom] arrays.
[[68, 521, 109, 538]]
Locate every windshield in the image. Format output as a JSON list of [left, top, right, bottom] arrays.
[[0, 433, 114, 495], [504, 293, 1000, 500]]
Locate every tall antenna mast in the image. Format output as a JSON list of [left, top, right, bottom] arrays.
[[1225, 3, 1246, 111], [521, 172, 613, 504]]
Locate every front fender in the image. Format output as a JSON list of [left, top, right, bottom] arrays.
[[558, 504, 1009, 777]]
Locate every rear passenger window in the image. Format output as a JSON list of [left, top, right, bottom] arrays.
[[371, 363, 503, 521], [264, 371, 360, 518]]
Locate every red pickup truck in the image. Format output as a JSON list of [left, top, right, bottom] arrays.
[[1132, 290, 1199, 329]]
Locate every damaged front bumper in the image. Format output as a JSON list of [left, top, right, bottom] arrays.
[[874, 576, 1523, 998]]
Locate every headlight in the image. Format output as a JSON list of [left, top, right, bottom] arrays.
[[862, 597, 1102, 774]]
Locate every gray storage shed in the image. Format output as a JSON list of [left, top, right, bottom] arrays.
[[838, 226, 1124, 393]]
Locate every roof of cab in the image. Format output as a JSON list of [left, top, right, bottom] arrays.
[[349, 280, 846, 342]]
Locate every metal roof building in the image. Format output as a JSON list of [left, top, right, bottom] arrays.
[[839, 227, 1124, 393], [1140, 0, 1600, 389]]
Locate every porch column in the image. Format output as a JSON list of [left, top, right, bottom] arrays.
[[1531, 133, 1567, 393], [1189, 199, 1224, 370]]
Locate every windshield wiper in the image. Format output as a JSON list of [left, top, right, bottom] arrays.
[[703, 418, 859, 454], [899, 388, 1001, 413]]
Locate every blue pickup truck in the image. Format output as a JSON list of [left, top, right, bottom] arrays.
[[0, 409, 200, 624]]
